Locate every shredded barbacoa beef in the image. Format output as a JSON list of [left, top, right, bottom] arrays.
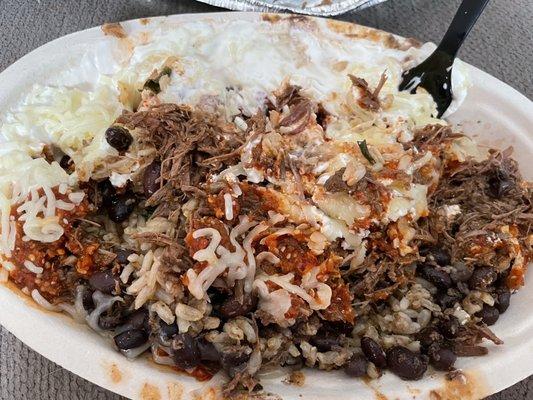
[[117, 103, 246, 202], [348, 72, 387, 111]]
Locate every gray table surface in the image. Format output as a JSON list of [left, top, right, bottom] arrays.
[[0, 0, 531, 399]]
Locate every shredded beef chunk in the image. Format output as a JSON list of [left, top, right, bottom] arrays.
[[117, 103, 245, 202], [348, 72, 387, 111]]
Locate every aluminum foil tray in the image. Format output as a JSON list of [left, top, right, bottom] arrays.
[[196, 0, 388, 16]]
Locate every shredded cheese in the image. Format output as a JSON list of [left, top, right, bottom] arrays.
[[224, 193, 234, 220]]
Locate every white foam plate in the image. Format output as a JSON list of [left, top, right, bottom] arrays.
[[0, 12, 532, 400]]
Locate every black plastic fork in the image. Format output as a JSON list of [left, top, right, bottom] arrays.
[[399, 0, 491, 117]]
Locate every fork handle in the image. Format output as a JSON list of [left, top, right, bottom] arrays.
[[437, 0, 491, 58]]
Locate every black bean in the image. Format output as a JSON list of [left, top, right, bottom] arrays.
[[143, 161, 161, 198], [159, 322, 178, 340], [496, 289, 511, 314], [99, 313, 124, 330], [114, 329, 148, 350], [417, 327, 444, 350], [107, 193, 136, 222], [172, 334, 200, 369], [115, 248, 134, 265], [98, 179, 116, 196], [82, 287, 95, 311], [89, 270, 118, 294], [450, 262, 473, 283], [438, 316, 460, 339], [220, 347, 250, 378], [469, 266, 497, 290], [123, 308, 149, 332], [207, 286, 229, 306], [418, 264, 452, 290], [428, 345, 457, 371], [360, 337, 387, 368], [387, 346, 428, 381], [198, 339, 220, 362], [487, 169, 514, 199], [495, 270, 510, 288], [323, 321, 354, 336], [59, 155, 73, 170], [421, 246, 451, 266], [476, 305, 500, 326], [434, 291, 461, 310], [310, 331, 340, 352], [98, 302, 127, 332], [121, 295, 135, 308], [97, 179, 117, 208], [219, 295, 256, 319], [344, 354, 368, 377], [105, 126, 133, 152], [100, 301, 130, 330]]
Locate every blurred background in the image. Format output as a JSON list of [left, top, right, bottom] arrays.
[[0, 0, 531, 399]]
